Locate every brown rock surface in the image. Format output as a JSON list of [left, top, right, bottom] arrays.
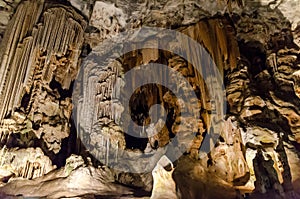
[[0, 0, 300, 198]]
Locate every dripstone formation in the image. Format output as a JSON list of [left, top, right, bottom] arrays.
[[0, 0, 299, 198]]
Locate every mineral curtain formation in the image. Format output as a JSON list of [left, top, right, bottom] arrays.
[[0, 0, 299, 198], [0, 0, 85, 161]]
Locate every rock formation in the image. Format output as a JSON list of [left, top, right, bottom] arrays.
[[150, 155, 177, 199], [0, 0, 299, 198], [0, 0, 86, 166]]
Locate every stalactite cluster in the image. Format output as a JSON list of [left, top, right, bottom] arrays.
[[0, 0, 86, 166], [0, 147, 55, 181], [0, 0, 299, 198], [74, 15, 249, 190]]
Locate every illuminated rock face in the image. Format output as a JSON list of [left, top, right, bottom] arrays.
[[0, 0, 86, 166], [150, 156, 177, 199], [0, 0, 299, 198], [0, 147, 55, 182]]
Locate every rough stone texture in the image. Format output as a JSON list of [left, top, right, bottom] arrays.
[[208, 118, 250, 186], [0, 147, 55, 182], [228, 4, 300, 198], [150, 156, 177, 199], [257, 0, 300, 30], [0, 162, 135, 198], [294, 24, 300, 47], [0, 0, 86, 167], [0, 0, 300, 198]]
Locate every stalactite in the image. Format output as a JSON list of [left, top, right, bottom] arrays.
[[0, 0, 87, 127], [0, 0, 87, 164], [175, 19, 238, 133], [0, 0, 44, 121], [0, 0, 299, 198], [0, 147, 55, 180], [141, 40, 159, 65]]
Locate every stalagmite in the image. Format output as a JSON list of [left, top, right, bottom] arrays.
[[150, 155, 178, 199]]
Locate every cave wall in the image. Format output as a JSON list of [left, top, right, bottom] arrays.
[[0, 0, 299, 198], [0, 0, 86, 170]]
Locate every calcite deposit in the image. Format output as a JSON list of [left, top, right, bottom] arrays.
[[0, 0, 299, 198]]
